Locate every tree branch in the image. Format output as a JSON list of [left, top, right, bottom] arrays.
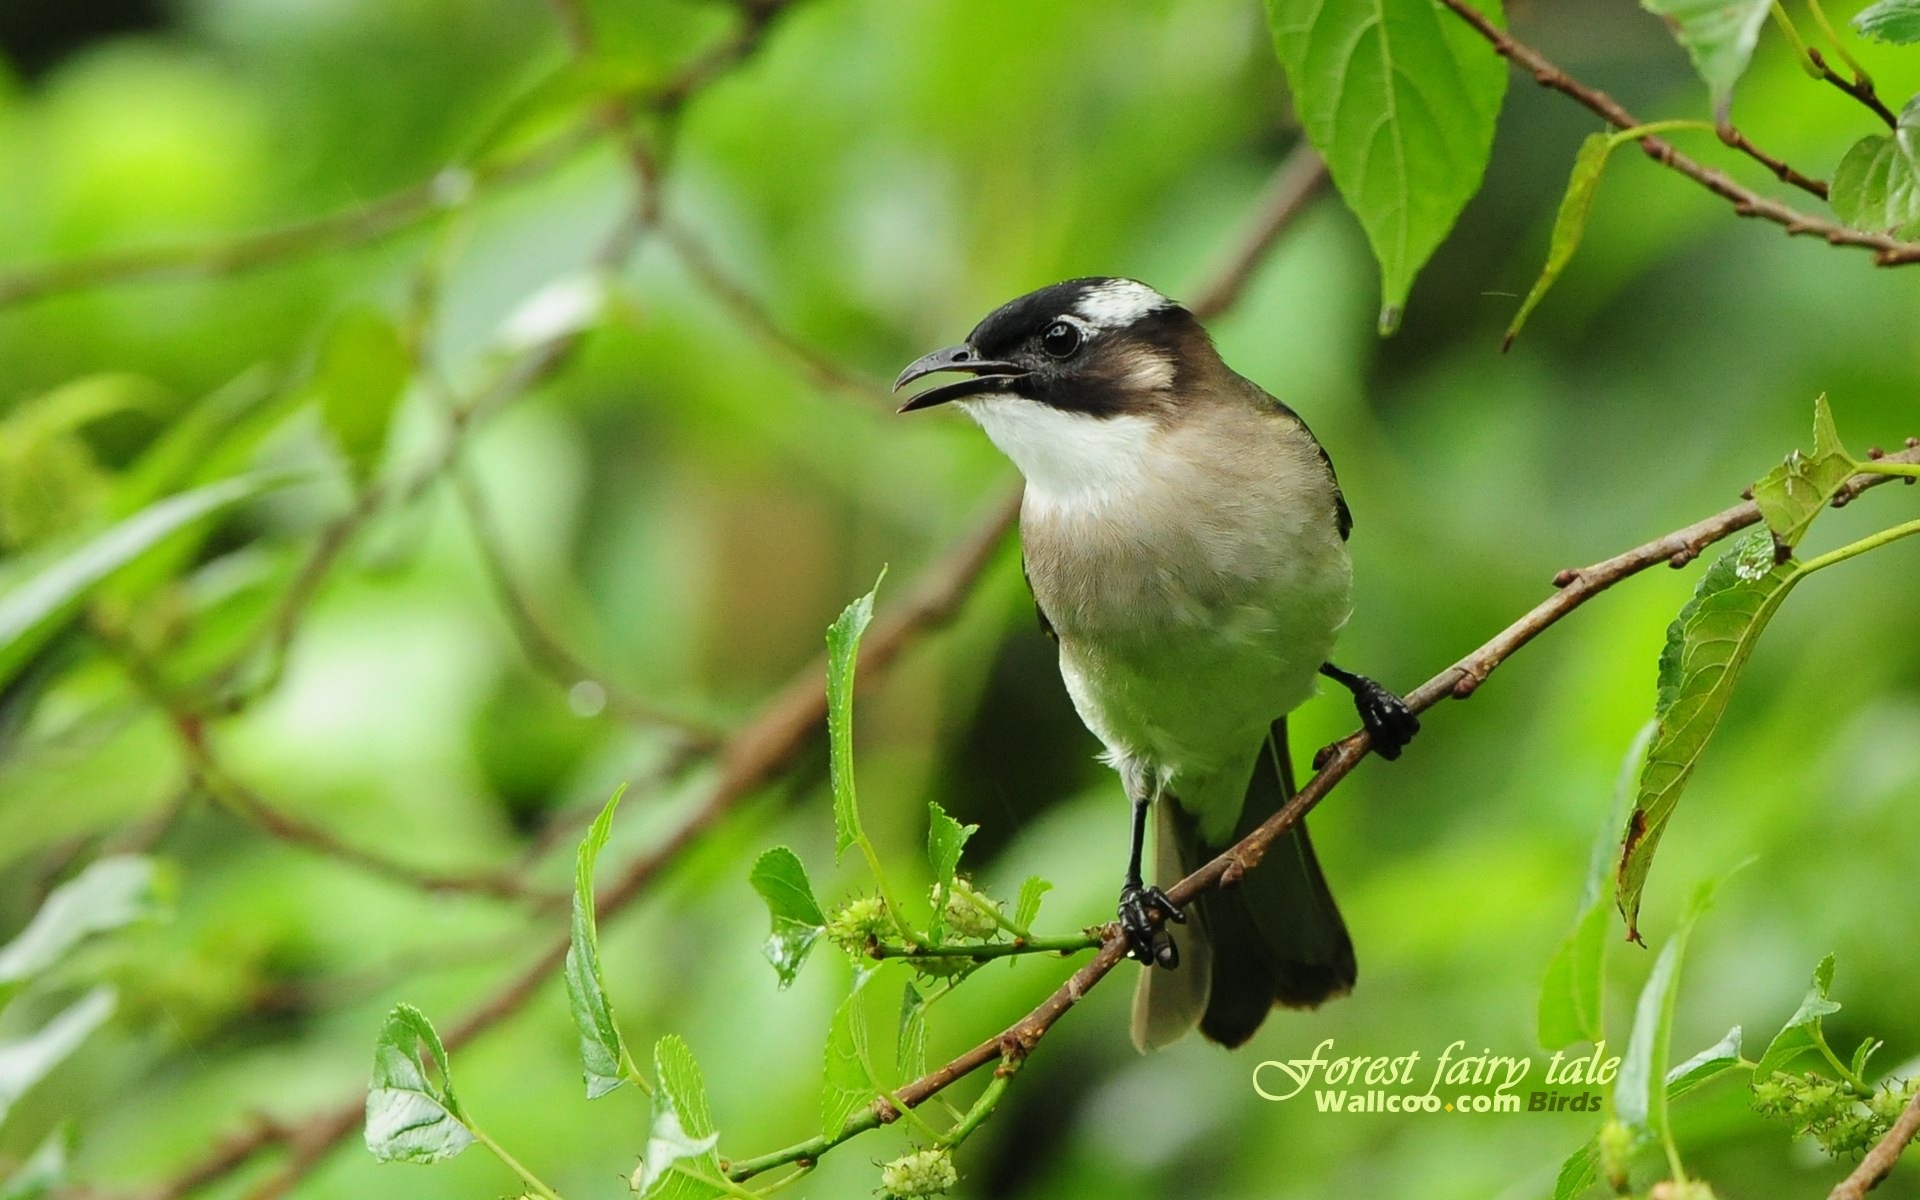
[[1436, 0, 1920, 266], [1828, 1084, 1920, 1200], [1186, 142, 1331, 320]]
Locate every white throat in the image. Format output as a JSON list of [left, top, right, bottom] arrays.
[[959, 395, 1159, 512]]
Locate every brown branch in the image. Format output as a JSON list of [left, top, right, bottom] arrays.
[[1716, 123, 1829, 200], [1829, 1084, 1920, 1200], [1807, 47, 1900, 131], [1436, 0, 1920, 267], [1186, 142, 1332, 319], [861, 442, 1920, 1134]]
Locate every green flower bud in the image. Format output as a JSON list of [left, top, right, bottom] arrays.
[[826, 894, 890, 952], [1598, 1119, 1634, 1194], [880, 1147, 958, 1198], [936, 877, 1001, 940]]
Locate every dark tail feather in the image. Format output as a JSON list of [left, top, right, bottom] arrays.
[[1195, 717, 1355, 1048]]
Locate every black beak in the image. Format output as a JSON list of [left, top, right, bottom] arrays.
[[892, 344, 1029, 413]]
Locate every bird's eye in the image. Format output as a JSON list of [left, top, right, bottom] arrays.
[[1040, 321, 1082, 358]]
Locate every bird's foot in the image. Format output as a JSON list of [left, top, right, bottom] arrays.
[[1351, 676, 1419, 760], [1118, 882, 1185, 969]]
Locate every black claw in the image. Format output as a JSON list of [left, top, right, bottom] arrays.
[[1353, 678, 1419, 760], [1118, 883, 1184, 968]]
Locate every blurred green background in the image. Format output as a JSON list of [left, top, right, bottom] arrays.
[[1, 0, 1917, 1197]]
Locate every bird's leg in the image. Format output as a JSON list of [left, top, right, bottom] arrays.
[[1319, 661, 1420, 760], [1117, 769, 1184, 969]]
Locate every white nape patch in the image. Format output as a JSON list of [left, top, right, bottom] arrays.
[[1074, 279, 1172, 329], [960, 395, 1157, 511]]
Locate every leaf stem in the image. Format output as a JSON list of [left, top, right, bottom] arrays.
[[1802, 0, 1873, 87], [1796, 517, 1920, 575], [1770, 3, 1825, 77], [470, 1126, 565, 1200], [854, 836, 922, 946], [938, 1058, 1020, 1148], [1606, 119, 1716, 149], [1856, 460, 1920, 479]]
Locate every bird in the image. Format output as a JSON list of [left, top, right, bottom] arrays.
[[894, 277, 1418, 1051]]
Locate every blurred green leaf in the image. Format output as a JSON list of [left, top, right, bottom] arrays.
[[566, 786, 637, 1099], [0, 989, 116, 1129], [1664, 1025, 1742, 1101], [1751, 395, 1858, 550], [0, 1125, 70, 1200], [314, 308, 410, 486], [1013, 876, 1052, 932], [826, 573, 884, 860], [0, 856, 165, 1010], [897, 982, 928, 1082], [749, 846, 826, 989], [364, 1004, 474, 1164], [0, 375, 174, 548], [1641, 0, 1771, 110], [467, 54, 657, 168], [1616, 531, 1795, 940], [1615, 874, 1724, 1136], [1505, 133, 1615, 352], [1830, 102, 1920, 239], [111, 368, 284, 516], [1265, 0, 1508, 333], [1853, 0, 1920, 43], [1551, 1139, 1598, 1200], [925, 800, 975, 940], [1754, 953, 1841, 1080], [637, 1035, 726, 1200], [822, 978, 874, 1137], [0, 476, 274, 688]]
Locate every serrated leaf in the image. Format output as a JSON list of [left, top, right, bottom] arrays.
[[364, 1004, 473, 1164], [1751, 395, 1859, 550], [1013, 876, 1052, 931], [314, 309, 409, 486], [1505, 133, 1617, 351], [1551, 1139, 1599, 1200], [0, 476, 276, 688], [1830, 103, 1920, 239], [1665, 1025, 1742, 1101], [749, 847, 826, 989], [0, 989, 115, 1128], [636, 1036, 726, 1200], [1616, 875, 1724, 1136], [1264, 0, 1508, 333], [0, 1125, 70, 1200], [1754, 953, 1842, 1080], [826, 573, 885, 860], [1616, 531, 1799, 940], [1641, 0, 1771, 111], [925, 801, 977, 940], [0, 856, 165, 1009], [565, 787, 635, 1099], [822, 979, 875, 1137], [1854, 0, 1920, 44], [897, 982, 930, 1082]]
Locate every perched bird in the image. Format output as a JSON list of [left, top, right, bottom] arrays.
[[895, 278, 1417, 1051]]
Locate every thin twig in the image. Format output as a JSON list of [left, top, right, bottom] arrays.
[[1436, 0, 1920, 266], [1829, 1085, 1920, 1199], [1716, 123, 1829, 199], [1807, 47, 1900, 130], [1186, 142, 1332, 319]]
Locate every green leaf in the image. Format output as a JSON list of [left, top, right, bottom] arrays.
[[565, 786, 636, 1099], [637, 1035, 727, 1200], [314, 309, 409, 486], [1551, 1139, 1599, 1200], [0, 989, 115, 1128], [1615, 875, 1724, 1136], [364, 1004, 474, 1164], [0, 1125, 70, 1200], [1830, 102, 1920, 239], [1854, 0, 1920, 44], [925, 801, 977, 940], [1013, 876, 1052, 931], [749, 847, 827, 989], [1664, 1025, 1743, 1101], [822, 977, 875, 1137], [897, 982, 929, 1081], [0, 476, 275, 688], [1504, 133, 1617, 352], [826, 573, 885, 860], [1616, 531, 1799, 940], [0, 856, 165, 1009], [1850, 1036, 1884, 1083], [1264, 0, 1508, 333], [1751, 395, 1859, 550], [1754, 953, 1842, 1080], [1641, 0, 1771, 111]]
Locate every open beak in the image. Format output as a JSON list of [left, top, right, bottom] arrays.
[[892, 345, 1029, 413]]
